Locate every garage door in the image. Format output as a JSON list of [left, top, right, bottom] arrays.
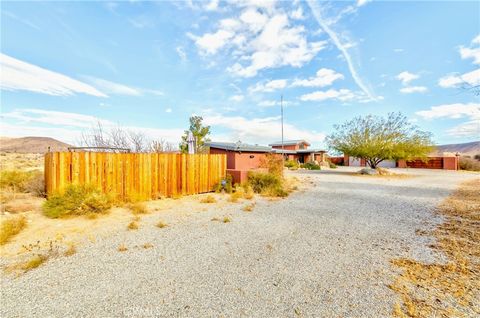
[[349, 157, 362, 167], [377, 160, 397, 168]]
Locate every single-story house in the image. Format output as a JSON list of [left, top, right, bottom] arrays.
[[269, 140, 327, 163], [207, 140, 327, 183]]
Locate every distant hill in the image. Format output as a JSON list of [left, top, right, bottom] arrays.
[[433, 141, 480, 157], [0, 136, 72, 153]]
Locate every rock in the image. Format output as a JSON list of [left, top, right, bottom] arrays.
[[359, 168, 378, 175]]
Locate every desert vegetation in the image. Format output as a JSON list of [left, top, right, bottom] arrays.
[[390, 179, 480, 317], [326, 112, 433, 169], [0, 215, 27, 245], [42, 184, 113, 218], [459, 156, 480, 171]]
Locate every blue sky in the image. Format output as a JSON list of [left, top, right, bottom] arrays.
[[1, 0, 479, 148]]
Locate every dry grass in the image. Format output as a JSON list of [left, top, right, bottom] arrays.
[[142, 243, 153, 249], [389, 179, 480, 317], [127, 201, 148, 215], [118, 244, 128, 252], [0, 215, 27, 245], [20, 254, 47, 272], [156, 220, 168, 228], [243, 185, 255, 200], [64, 243, 77, 256], [200, 195, 216, 203], [127, 221, 139, 230], [222, 216, 231, 223], [229, 188, 244, 203], [242, 203, 255, 212]]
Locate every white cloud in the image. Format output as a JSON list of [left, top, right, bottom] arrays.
[[306, 0, 376, 100], [416, 103, 480, 138], [396, 71, 419, 85], [258, 100, 295, 107], [84, 76, 164, 96], [0, 53, 107, 97], [416, 103, 480, 120], [204, 0, 219, 11], [291, 68, 344, 87], [176, 46, 187, 62], [300, 88, 356, 102], [459, 35, 480, 65], [229, 94, 244, 102], [249, 79, 287, 93], [203, 114, 325, 145], [438, 69, 480, 88], [472, 34, 480, 45], [84, 77, 141, 96], [188, 29, 234, 55], [356, 0, 371, 7], [1, 108, 183, 144], [399, 86, 428, 94], [393, 48, 404, 53], [165, 108, 172, 113], [289, 7, 304, 20], [189, 4, 326, 77]]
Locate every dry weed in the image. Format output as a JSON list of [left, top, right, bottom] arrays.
[[156, 221, 168, 228], [127, 221, 139, 230], [200, 195, 216, 203], [0, 215, 27, 245], [242, 203, 255, 212], [390, 179, 480, 317], [118, 244, 128, 252]]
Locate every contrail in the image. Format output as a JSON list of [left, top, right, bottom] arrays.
[[306, 0, 376, 100]]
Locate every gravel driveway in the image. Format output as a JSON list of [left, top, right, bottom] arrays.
[[1, 167, 477, 317]]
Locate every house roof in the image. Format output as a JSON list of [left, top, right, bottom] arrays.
[[269, 139, 311, 147], [207, 142, 274, 153]]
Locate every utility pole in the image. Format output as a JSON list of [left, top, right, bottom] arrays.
[[281, 94, 285, 170]]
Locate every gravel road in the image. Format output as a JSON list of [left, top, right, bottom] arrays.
[[1, 167, 478, 317]]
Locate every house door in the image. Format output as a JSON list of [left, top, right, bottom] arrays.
[[298, 155, 305, 163]]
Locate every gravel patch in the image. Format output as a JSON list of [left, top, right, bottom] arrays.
[[1, 167, 477, 317]]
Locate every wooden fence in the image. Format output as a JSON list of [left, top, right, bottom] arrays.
[[44, 152, 226, 200]]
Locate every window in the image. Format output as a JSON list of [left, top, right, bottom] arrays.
[[299, 143, 305, 149]]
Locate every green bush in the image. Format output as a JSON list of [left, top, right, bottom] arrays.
[[300, 162, 321, 170], [43, 184, 113, 218], [247, 171, 282, 193], [1, 170, 38, 192], [284, 160, 299, 170], [459, 157, 480, 171], [328, 162, 338, 169], [213, 174, 233, 193]]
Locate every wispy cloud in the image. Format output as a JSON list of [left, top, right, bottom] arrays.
[[249, 79, 287, 93], [416, 103, 480, 137], [229, 94, 244, 102], [291, 68, 344, 87], [0, 53, 107, 97], [2, 11, 40, 30], [1, 108, 183, 144], [396, 71, 419, 85], [203, 114, 325, 145], [400, 86, 427, 94], [84, 76, 164, 96], [306, 0, 376, 100], [438, 69, 480, 88]]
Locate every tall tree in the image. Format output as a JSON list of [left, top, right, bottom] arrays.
[[179, 116, 211, 154], [326, 113, 434, 168]]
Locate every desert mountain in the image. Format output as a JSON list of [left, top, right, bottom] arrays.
[[0, 136, 72, 153], [433, 141, 480, 157]]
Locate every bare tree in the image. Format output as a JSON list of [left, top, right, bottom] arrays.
[[150, 139, 176, 153], [128, 131, 147, 152]]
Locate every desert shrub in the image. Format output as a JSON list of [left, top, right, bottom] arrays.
[[459, 157, 480, 171], [247, 171, 282, 193], [474, 154, 480, 160], [24, 171, 46, 197], [0, 215, 27, 245], [213, 174, 233, 193], [260, 153, 283, 176], [243, 185, 254, 200], [127, 221, 139, 230], [42, 184, 113, 218], [156, 220, 168, 228], [229, 185, 245, 202], [21, 254, 47, 271], [284, 160, 299, 170], [0, 170, 40, 192], [127, 202, 148, 215], [301, 162, 321, 170], [328, 162, 337, 169], [242, 203, 255, 212], [200, 195, 216, 203]]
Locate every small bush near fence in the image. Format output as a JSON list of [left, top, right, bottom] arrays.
[[459, 156, 480, 171], [43, 184, 113, 218], [247, 171, 288, 197], [300, 162, 321, 170]]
